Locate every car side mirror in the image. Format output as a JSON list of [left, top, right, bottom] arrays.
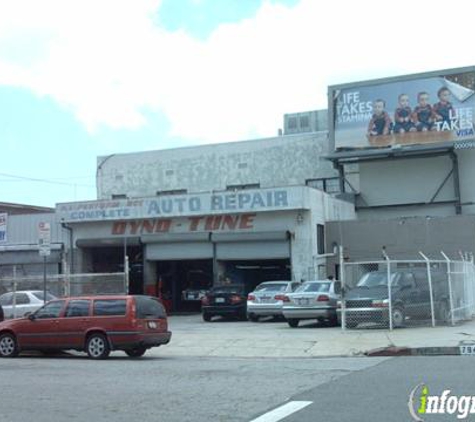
[[28, 314, 36, 321]]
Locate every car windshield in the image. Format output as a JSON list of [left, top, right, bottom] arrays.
[[212, 285, 245, 294], [357, 272, 399, 287], [32, 292, 56, 301], [254, 283, 287, 292], [295, 282, 330, 293]]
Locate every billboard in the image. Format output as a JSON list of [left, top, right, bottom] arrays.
[[329, 67, 475, 150], [0, 213, 6, 243]]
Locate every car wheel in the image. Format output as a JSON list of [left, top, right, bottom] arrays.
[[0, 333, 19, 358], [287, 319, 299, 328], [248, 313, 259, 322], [238, 311, 248, 321], [391, 307, 405, 328], [202, 313, 212, 322], [437, 301, 451, 324], [329, 315, 339, 326], [125, 347, 147, 358], [86, 333, 110, 359]]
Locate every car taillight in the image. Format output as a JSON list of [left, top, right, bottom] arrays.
[[248, 294, 256, 301], [201, 296, 210, 305], [372, 299, 389, 308], [317, 295, 330, 302], [274, 294, 288, 301], [230, 295, 242, 304]]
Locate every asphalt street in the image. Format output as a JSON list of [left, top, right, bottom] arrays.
[[1, 354, 385, 422], [272, 356, 475, 422]]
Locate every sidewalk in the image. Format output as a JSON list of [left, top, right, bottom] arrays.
[[153, 315, 475, 358]]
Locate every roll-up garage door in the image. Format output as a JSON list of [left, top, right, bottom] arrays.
[[142, 232, 213, 260], [213, 231, 290, 260]]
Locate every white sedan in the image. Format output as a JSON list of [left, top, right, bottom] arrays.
[[0, 290, 56, 319]]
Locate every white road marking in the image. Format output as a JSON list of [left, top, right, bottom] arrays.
[[249, 401, 313, 422]]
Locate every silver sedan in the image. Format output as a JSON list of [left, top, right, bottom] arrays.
[[247, 281, 300, 321], [282, 280, 341, 327], [0, 290, 56, 319]]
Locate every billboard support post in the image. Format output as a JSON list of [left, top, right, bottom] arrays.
[[450, 151, 462, 214]]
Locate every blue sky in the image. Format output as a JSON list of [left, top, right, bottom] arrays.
[[0, 0, 473, 208]]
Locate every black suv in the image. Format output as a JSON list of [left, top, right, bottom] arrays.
[[339, 268, 451, 328]]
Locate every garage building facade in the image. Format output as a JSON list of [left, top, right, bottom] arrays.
[[56, 133, 355, 311]]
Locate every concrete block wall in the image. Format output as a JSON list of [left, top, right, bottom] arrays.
[[96, 133, 337, 200]]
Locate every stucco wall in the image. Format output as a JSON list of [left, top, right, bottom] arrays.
[[96, 133, 337, 199]]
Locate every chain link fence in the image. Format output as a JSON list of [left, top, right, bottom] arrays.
[[339, 251, 475, 331], [0, 269, 127, 319]]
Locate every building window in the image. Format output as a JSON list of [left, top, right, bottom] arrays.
[[111, 194, 127, 199], [238, 162, 248, 169], [226, 183, 260, 191], [165, 169, 174, 176], [288, 117, 297, 129], [317, 224, 325, 255], [300, 115, 309, 128], [325, 178, 341, 194], [306, 178, 341, 194], [156, 189, 187, 196]]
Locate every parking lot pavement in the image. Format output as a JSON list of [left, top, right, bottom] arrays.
[[151, 314, 475, 358]]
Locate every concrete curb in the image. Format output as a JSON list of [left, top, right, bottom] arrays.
[[365, 346, 464, 357]]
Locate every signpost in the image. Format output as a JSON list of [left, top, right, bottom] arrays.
[[38, 222, 51, 303]]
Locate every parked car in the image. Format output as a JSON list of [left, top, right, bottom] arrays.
[[201, 284, 250, 322], [247, 281, 300, 321], [0, 295, 171, 359], [337, 269, 451, 328], [181, 269, 211, 303], [282, 280, 341, 327], [0, 291, 57, 319]]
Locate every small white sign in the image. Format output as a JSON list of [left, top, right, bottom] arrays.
[[38, 222, 51, 257], [460, 345, 475, 355]]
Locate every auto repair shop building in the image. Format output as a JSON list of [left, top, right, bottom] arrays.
[[56, 132, 355, 311]]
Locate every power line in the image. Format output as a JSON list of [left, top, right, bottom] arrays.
[[0, 172, 95, 188]]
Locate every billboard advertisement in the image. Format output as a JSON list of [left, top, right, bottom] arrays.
[[0, 213, 6, 243], [330, 67, 475, 150]]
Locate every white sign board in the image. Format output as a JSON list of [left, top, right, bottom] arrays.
[[38, 222, 51, 256], [56, 186, 310, 223], [0, 213, 7, 243]]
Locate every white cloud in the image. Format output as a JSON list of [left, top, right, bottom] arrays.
[[0, 0, 474, 143]]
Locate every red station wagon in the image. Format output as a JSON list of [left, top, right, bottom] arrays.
[[0, 295, 172, 359]]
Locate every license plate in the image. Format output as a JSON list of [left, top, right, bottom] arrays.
[[299, 298, 309, 305], [148, 321, 157, 329], [460, 345, 475, 355], [215, 298, 225, 303], [187, 294, 196, 300]]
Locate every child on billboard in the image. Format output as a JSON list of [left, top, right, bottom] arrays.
[[412, 92, 436, 131], [393, 94, 416, 134], [367, 99, 392, 136], [433, 87, 455, 127]]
